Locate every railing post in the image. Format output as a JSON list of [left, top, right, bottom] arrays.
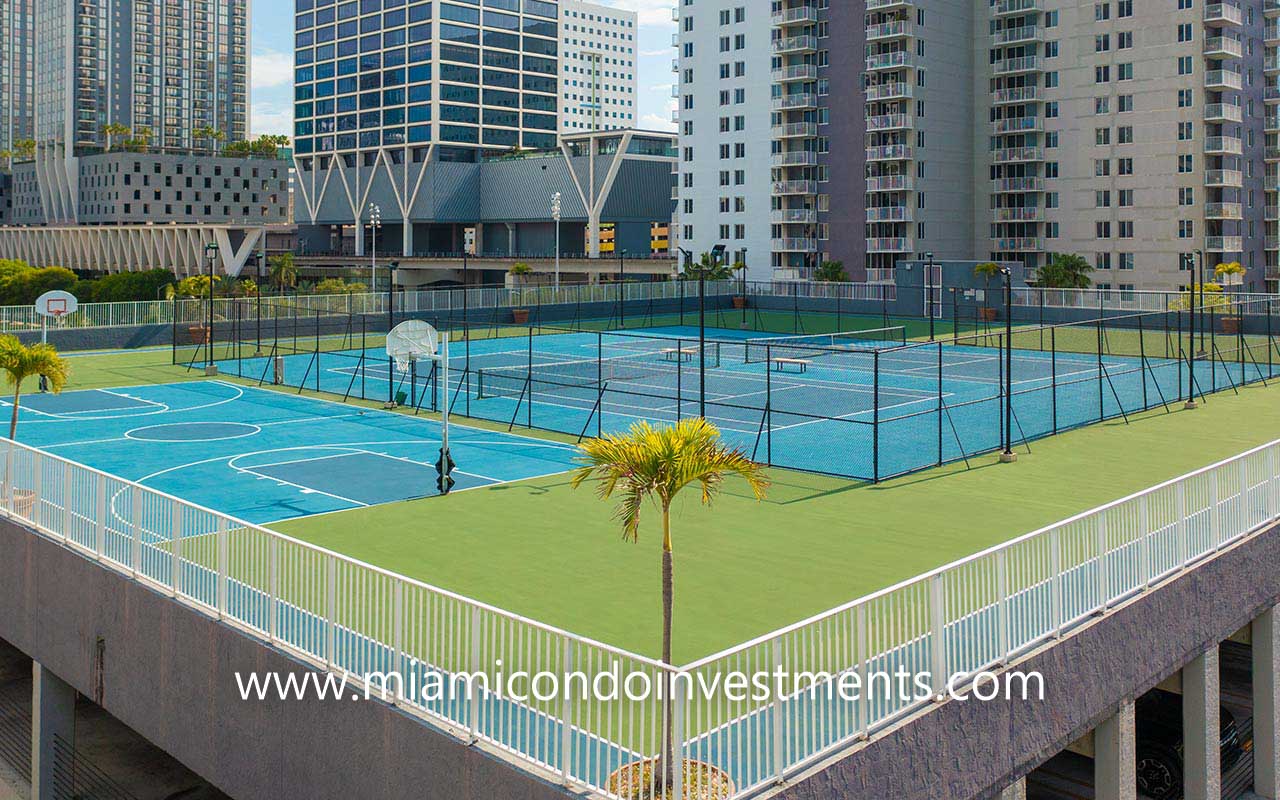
[[672, 681, 687, 797], [393, 581, 404, 705], [1050, 529, 1063, 637], [269, 536, 280, 643], [1096, 515, 1109, 613], [31, 455, 41, 528], [1270, 446, 1279, 519], [1139, 494, 1152, 589], [930, 575, 947, 696], [996, 550, 1010, 663], [130, 485, 142, 577], [468, 606, 482, 743], [1211, 471, 1222, 549], [855, 605, 869, 739], [325, 557, 337, 667], [559, 636, 574, 783], [1178, 481, 1191, 568], [216, 517, 227, 620], [771, 638, 785, 781], [170, 503, 182, 597], [94, 473, 106, 560], [60, 462, 71, 540]]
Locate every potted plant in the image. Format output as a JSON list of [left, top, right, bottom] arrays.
[[1215, 262, 1246, 333], [731, 261, 749, 309], [573, 419, 768, 800], [973, 262, 1002, 321], [509, 262, 533, 324]]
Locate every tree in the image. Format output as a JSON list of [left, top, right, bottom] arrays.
[[973, 261, 1002, 286], [682, 251, 735, 281], [268, 253, 298, 291], [0, 150, 12, 172], [101, 123, 131, 153], [814, 260, 848, 283], [193, 125, 226, 155], [1034, 253, 1094, 289], [11, 140, 35, 162], [175, 275, 213, 299], [0, 336, 70, 439], [571, 419, 769, 790]]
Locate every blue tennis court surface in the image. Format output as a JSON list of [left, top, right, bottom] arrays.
[[213, 321, 1242, 480], [8, 381, 579, 523]]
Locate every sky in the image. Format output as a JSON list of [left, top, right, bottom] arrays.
[[250, 0, 678, 139]]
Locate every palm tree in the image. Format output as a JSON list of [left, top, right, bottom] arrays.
[[814, 260, 848, 282], [101, 123, 130, 153], [12, 140, 35, 162], [1034, 253, 1094, 289], [268, 252, 298, 291], [572, 418, 769, 790], [0, 337, 70, 439], [0, 150, 11, 172]]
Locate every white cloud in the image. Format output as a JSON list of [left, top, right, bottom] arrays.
[[252, 50, 294, 91], [252, 103, 293, 138], [590, 0, 675, 27], [640, 112, 676, 132]]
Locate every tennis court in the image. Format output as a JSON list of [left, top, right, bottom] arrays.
[[215, 321, 1229, 481], [7, 380, 579, 523]]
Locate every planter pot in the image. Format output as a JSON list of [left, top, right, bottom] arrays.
[[11, 489, 35, 519], [188, 325, 211, 344], [732, 296, 747, 310], [978, 307, 998, 322], [606, 759, 734, 800], [511, 308, 530, 325], [1222, 316, 1241, 335]]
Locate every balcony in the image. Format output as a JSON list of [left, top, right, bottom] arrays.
[[773, 5, 819, 25], [865, 268, 897, 284], [1205, 202, 1244, 219], [771, 64, 819, 82], [996, 237, 1045, 252], [1206, 236, 1244, 252], [993, 176, 1046, 192], [1268, 55, 1280, 74], [993, 25, 1042, 45], [866, 205, 912, 223], [992, 55, 1041, 75], [1205, 69, 1244, 90], [994, 0, 1041, 15], [993, 86, 1041, 105], [993, 207, 1045, 222], [771, 93, 819, 111], [772, 209, 818, 224], [774, 35, 819, 55], [1268, 0, 1280, 17], [1205, 168, 1244, 187], [866, 144, 913, 161], [772, 238, 819, 252], [866, 82, 912, 101], [1204, 3, 1244, 26], [994, 117, 1044, 134], [1266, 24, 1280, 43], [1204, 36, 1244, 58], [773, 180, 818, 195], [1205, 102, 1244, 123], [866, 20, 913, 41], [1268, 116, 1280, 133], [1268, 148, 1280, 162], [773, 121, 818, 138], [866, 113, 912, 131], [866, 174, 913, 192], [772, 149, 819, 167], [866, 51, 912, 71], [1205, 136, 1244, 155], [866, 0, 913, 11], [867, 237, 912, 253], [992, 146, 1045, 163]]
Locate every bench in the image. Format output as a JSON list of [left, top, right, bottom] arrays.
[[772, 357, 812, 374], [661, 348, 698, 363]]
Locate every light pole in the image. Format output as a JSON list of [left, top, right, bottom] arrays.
[[739, 247, 749, 328], [552, 191, 562, 290], [1195, 248, 1206, 357], [999, 265, 1015, 462], [254, 248, 265, 356], [204, 241, 218, 373], [368, 203, 382, 293], [925, 252, 936, 342]]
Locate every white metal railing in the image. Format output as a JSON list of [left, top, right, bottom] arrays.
[[5, 429, 1277, 797], [1012, 287, 1277, 313]]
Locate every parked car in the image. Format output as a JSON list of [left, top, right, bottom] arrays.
[[1135, 688, 1245, 800]]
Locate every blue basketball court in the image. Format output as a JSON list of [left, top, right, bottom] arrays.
[[7, 381, 580, 523]]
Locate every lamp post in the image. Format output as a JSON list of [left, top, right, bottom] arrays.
[[739, 247, 749, 328], [999, 265, 1016, 463], [1182, 251, 1202, 408], [204, 241, 218, 373], [368, 203, 382, 293], [552, 192, 562, 290], [925, 252, 936, 342], [1195, 248, 1206, 357], [618, 248, 626, 328]]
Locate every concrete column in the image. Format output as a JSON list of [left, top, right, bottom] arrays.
[[1095, 700, 1137, 800], [587, 214, 601, 258], [31, 661, 75, 800], [1255, 605, 1280, 799], [505, 223, 516, 256], [1182, 647, 1221, 800], [997, 778, 1026, 800], [354, 222, 365, 257], [402, 221, 413, 258]]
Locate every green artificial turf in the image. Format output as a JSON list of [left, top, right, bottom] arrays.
[[272, 379, 1280, 664]]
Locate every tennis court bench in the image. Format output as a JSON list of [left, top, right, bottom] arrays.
[[661, 347, 698, 363], [772, 357, 812, 374]]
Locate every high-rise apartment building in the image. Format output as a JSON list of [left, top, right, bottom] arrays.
[[292, 0, 560, 158], [677, 0, 1270, 290], [32, 0, 248, 154], [0, 0, 35, 156], [559, 0, 638, 135]]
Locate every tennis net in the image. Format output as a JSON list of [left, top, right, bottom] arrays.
[[743, 326, 908, 363], [476, 344, 722, 400]]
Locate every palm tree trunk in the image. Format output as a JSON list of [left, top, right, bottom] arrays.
[[661, 504, 676, 790], [9, 387, 20, 440]]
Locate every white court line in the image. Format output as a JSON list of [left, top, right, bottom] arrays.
[[6, 382, 244, 423], [766, 393, 954, 435]]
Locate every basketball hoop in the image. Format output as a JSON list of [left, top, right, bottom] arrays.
[[386, 319, 439, 373], [34, 291, 79, 346]]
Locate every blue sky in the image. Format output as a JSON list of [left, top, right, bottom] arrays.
[[250, 0, 677, 138]]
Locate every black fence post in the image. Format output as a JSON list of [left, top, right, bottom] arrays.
[[526, 324, 534, 428], [676, 337, 683, 421], [872, 350, 881, 483], [1096, 316, 1104, 420], [937, 343, 944, 467], [1051, 326, 1058, 434]]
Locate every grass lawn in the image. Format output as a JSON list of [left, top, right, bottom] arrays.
[[270, 378, 1280, 664], [62, 347, 193, 391]]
